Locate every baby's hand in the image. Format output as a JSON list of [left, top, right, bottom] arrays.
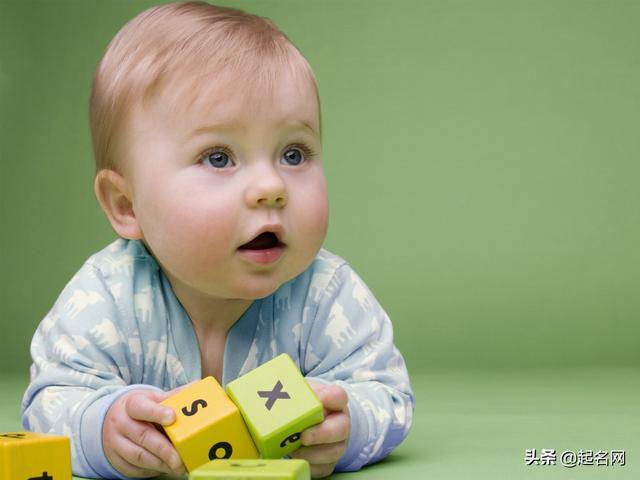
[[292, 382, 351, 478], [103, 388, 186, 478]]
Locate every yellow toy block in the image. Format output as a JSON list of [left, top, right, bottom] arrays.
[[0, 431, 71, 479], [161, 376, 258, 472]]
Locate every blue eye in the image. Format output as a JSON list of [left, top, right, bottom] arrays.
[[204, 151, 232, 168], [282, 148, 304, 166]]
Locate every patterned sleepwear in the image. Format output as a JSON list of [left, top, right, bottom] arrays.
[[22, 239, 414, 478]]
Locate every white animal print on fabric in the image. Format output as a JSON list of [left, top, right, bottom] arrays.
[[90, 319, 125, 350], [325, 303, 356, 348], [64, 290, 103, 319], [52, 335, 82, 363], [134, 286, 154, 322]]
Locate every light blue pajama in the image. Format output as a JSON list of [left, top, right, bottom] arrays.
[[21, 239, 414, 478]]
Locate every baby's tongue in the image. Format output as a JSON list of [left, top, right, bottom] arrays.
[[240, 232, 277, 250]]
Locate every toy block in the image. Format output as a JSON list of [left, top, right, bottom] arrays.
[[0, 431, 71, 479], [161, 376, 258, 472], [226, 354, 323, 458], [190, 459, 310, 479]]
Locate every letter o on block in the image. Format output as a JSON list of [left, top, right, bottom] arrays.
[[161, 377, 258, 472]]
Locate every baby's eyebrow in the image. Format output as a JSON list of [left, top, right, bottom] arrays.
[[186, 118, 319, 140], [187, 122, 248, 139], [283, 119, 318, 136]]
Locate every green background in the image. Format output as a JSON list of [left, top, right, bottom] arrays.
[[2, 0, 638, 374], [1, 1, 639, 478]]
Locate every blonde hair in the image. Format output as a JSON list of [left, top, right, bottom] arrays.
[[89, 1, 319, 172]]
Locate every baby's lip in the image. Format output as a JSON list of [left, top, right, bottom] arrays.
[[238, 225, 286, 250]]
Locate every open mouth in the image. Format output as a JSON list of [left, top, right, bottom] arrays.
[[238, 232, 284, 251]]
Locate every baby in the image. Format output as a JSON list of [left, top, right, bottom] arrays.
[[21, 2, 414, 478]]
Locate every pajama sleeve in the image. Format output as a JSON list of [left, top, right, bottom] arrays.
[[302, 263, 415, 471], [20, 262, 162, 479]]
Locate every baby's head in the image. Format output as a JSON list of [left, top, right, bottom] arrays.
[[91, 1, 328, 302]]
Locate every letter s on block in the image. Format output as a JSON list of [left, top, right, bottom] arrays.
[[181, 399, 208, 417]]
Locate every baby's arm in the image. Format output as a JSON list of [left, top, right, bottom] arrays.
[[22, 318, 160, 479], [103, 389, 185, 477], [21, 258, 181, 479], [301, 264, 415, 472]]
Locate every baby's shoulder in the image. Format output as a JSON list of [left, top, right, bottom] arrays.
[[82, 238, 159, 281], [60, 238, 160, 304], [44, 239, 165, 334], [303, 248, 350, 289], [282, 248, 366, 307]]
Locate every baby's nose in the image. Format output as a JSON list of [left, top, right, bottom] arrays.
[[245, 167, 287, 208]]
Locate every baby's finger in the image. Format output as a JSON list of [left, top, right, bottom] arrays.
[[118, 435, 175, 475], [108, 450, 160, 478], [301, 411, 350, 446], [125, 392, 175, 425], [291, 442, 347, 465], [123, 420, 184, 474], [310, 462, 337, 478], [311, 384, 349, 412]]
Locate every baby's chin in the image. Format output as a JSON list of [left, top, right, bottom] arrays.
[[228, 285, 283, 303], [232, 274, 294, 300], [235, 259, 317, 300]]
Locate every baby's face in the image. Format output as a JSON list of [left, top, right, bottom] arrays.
[[122, 71, 327, 302]]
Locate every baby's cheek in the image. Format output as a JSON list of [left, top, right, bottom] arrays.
[[306, 196, 329, 244], [147, 197, 235, 275], [171, 207, 235, 262], [297, 177, 329, 237]]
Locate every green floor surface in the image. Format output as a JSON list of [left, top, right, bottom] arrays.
[[2, 368, 638, 479]]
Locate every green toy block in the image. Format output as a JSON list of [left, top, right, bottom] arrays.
[[189, 459, 310, 479], [226, 354, 324, 458]]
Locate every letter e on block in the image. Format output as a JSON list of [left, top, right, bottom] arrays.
[[0, 431, 71, 479], [161, 376, 258, 472], [226, 354, 324, 458]]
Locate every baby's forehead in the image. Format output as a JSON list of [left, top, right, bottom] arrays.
[[147, 67, 320, 134]]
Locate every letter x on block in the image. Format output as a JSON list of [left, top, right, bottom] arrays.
[[258, 380, 290, 410]]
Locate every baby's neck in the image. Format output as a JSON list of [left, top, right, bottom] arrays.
[[163, 269, 252, 332], [167, 278, 253, 383], [186, 298, 252, 333]]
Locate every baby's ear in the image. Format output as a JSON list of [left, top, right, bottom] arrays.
[[94, 169, 143, 240]]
